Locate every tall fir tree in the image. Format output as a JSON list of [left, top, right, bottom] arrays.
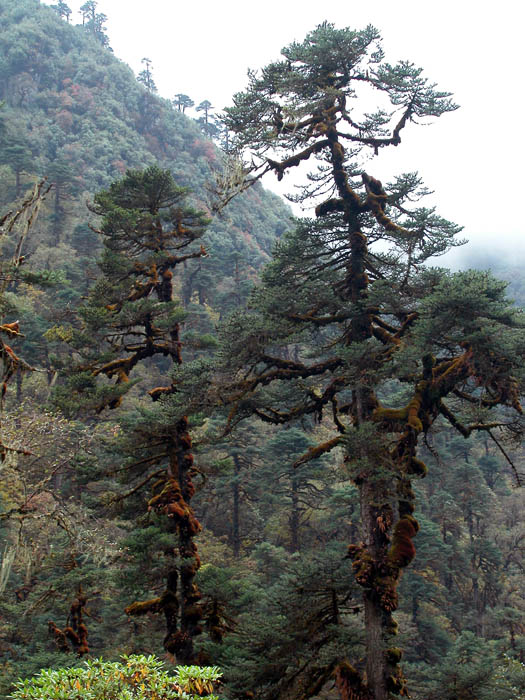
[[55, 166, 210, 663], [207, 22, 525, 700]]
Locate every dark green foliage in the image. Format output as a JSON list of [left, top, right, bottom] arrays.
[[221, 544, 363, 700]]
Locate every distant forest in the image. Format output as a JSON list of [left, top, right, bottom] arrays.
[[0, 3, 523, 700]]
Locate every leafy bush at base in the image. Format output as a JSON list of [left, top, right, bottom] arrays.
[[10, 654, 221, 700]]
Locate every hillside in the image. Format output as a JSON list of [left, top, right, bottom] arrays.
[[0, 0, 290, 299]]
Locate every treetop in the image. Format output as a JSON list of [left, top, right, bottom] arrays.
[[225, 22, 458, 179]]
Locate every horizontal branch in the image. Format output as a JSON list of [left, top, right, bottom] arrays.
[[267, 139, 330, 181], [293, 436, 342, 468], [108, 469, 165, 504], [438, 400, 506, 438]]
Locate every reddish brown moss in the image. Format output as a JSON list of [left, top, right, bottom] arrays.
[[372, 325, 402, 346], [386, 672, 408, 696], [48, 621, 70, 652], [388, 516, 419, 568], [164, 629, 191, 656], [347, 544, 375, 588], [334, 660, 371, 700], [406, 388, 424, 432], [407, 457, 427, 477], [183, 605, 203, 623], [63, 626, 80, 646], [376, 576, 399, 612], [48, 588, 90, 656]]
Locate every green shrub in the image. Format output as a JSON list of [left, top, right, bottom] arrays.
[[10, 654, 221, 700]]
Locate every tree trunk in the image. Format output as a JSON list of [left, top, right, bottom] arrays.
[[232, 454, 241, 558], [54, 183, 61, 245], [290, 470, 300, 553], [167, 417, 202, 664], [360, 481, 394, 700]]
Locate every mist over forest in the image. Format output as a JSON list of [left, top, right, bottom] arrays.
[[0, 3, 523, 700]]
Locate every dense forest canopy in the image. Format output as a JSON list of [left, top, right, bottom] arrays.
[[0, 4, 524, 700]]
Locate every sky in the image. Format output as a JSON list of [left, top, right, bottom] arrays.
[[43, 0, 524, 267]]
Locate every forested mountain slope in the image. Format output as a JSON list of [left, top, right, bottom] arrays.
[[0, 0, 290, 294]]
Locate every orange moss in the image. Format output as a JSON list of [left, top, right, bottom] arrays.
[[125, 597, 162, 616], [294, 435, 341, 467], [187, 516, 202, 535], [373, 406, 408, 423], [372, 325, 401, 346], [165, 502, 187, 519], [0, 321, 20, 336], [377, 576, 399, 612], [179, 433, 192, 451], [347, 544, 375, 587], [406, 387, 424, 432], [149, 385, 174, 400], [183, 454, 194, 468], [94, 356, 131, 378], [432, 348, 473, 387]]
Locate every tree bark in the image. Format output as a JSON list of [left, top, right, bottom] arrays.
[[360, 482, 393, 700], [232, 454, 241, 558], [290, 469, 300, 553]]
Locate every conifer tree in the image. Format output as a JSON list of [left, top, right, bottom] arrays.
[[173, 94, 194, 113], [210, 23, 525, 700], [79, 1, 109, 47], [50, 1, 71, 22], [138, 57, 157, 93], [196, 100, 213, 124], [1, 141, 32, 197], [57, 166, 209, 662], [196, 100, 220, 139]]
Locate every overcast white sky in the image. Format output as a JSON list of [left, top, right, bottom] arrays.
[[43, 0, 524, 265]]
